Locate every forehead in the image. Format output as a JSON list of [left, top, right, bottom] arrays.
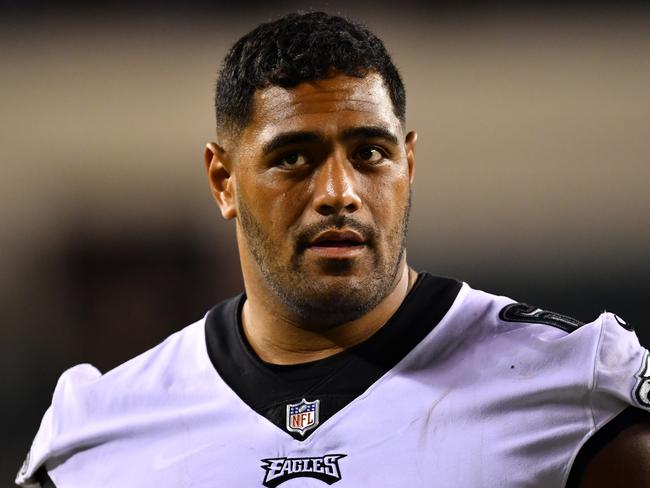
[[242, 73, 401, 146]]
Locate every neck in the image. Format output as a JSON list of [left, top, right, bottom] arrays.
[[241, 262, 417, 365]]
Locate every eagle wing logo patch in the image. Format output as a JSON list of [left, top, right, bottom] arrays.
[[499, 303, 584, 333]]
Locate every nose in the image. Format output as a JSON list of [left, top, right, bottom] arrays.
[[312, 152, 362, 217]]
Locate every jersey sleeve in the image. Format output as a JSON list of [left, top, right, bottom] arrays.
[[16, 364, 102, 487], [590, 312, 650, 428]]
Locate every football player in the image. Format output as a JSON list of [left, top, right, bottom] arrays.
[[17, 11, 650, 488]]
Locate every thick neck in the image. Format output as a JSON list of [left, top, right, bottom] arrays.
[[240, 259, 417, 365]]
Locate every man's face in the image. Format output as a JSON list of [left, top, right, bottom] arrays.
[[212, 73, 416, 328]]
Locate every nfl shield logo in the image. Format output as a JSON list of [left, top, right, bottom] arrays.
[[286, 398, 320, 436]]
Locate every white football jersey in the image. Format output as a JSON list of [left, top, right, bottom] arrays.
[[16, 274, 650, 487]]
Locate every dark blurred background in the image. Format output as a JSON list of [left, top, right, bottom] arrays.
[[2, 1, 649, 482]]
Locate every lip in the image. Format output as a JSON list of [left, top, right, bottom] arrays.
[[307, 229, 366, 258], [310, 229, 365, 246]]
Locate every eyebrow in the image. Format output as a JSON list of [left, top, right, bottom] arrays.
[[261, 125, 399, 155], [340, 126, 399, 146], [262, 131, 326, 155]]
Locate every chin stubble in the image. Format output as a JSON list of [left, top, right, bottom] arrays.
[[237, 193, 410, 328]]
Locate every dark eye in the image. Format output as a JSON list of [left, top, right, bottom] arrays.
[[277, 152, 307, 169], [354, 146, 385, 165]]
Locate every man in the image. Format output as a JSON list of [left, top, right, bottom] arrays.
[[17, 11, 650, 488]]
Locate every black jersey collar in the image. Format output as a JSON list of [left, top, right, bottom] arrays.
[[205, 272, 462, 440]]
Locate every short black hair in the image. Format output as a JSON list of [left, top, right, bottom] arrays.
[[215, 11, 406, 140]]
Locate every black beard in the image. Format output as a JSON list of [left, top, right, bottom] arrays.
[[237, 194, 410, 329]]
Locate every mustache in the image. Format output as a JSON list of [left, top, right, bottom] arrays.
[[295, 216, 377, 250]]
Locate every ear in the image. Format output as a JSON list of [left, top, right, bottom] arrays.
[[405, 131, 417, 184], [204, 142, 237, 220]]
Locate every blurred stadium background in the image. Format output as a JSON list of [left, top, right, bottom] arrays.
[[1, 1, 649, 481]]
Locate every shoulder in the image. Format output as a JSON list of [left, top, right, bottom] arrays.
[[412, 276, 644, 372], [455, 281, 585, 332], [444, 282, 591, 351], [455, 282, 637, 349], [449, 282, 650, 412], [16, 317, 210, 487], [453, 283, 650, 484], [58, 316, 209, 404]]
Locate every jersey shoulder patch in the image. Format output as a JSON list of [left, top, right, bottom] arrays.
[[499, 302, 584, 333]]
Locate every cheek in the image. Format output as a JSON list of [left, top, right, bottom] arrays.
[[247, 174, 310, 233], [363, 170, 411, 223]]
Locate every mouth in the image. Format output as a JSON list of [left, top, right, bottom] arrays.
[[306, 229, 366, 258]]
